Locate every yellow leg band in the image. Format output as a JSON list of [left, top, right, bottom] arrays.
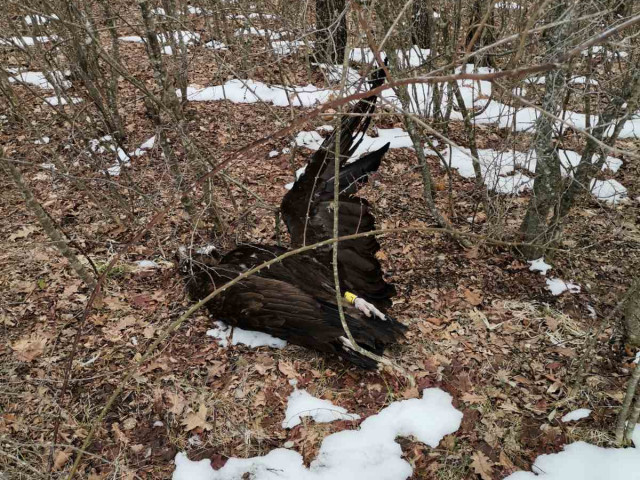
[[344, 291, 358, 304]]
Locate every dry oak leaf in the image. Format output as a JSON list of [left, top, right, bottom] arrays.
[[461, 392, 486, 404], [182, 404, 213, 432], [471, 450, 494, 480], [53, 450, 71, 471], [463, 289, 483, 306], [278, 360, 298, 379], [11, 334, 47, 362], [165, 391, 187, 416]]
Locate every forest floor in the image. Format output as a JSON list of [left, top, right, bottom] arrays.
[[2, 4, 640, 479]]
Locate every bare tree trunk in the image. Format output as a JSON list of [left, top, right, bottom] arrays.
[[519, 5, 574, 259], [624, 278, 640, 349], [412, 0, 433, 49], [2, 155, 96, 288], [316, 0, 347, 63], [465, 0, 495, 67]]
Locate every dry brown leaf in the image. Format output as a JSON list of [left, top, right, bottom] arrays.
[[471, 450, 494, 480], [461, 392, 486, 404], [182, 404, 213, 432], [402, 386, 419, 399], [52, 450, 71, 471], [278, 360, 298, 379], [463, 289, 483, 306], [11, 334, 47, 362], [425, 317, 444, 326], [166, 391, 186, 416], [9, 225, 37, 241], [499, 450, 515, 469], [253, 391, 266, 407]]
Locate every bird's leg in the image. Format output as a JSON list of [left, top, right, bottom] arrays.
[[344, 291, 387, 321]]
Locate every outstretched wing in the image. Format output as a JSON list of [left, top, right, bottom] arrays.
[[280, 68, 394, 307]]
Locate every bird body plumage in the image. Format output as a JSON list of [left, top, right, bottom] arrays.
[[180, 65, 404, 368]]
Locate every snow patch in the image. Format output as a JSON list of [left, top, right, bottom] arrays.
[[9, 71, 71, 90], [172, 388, 463, 480], [272, 39, 309, 56], [234, 27, 283, 40], [561, 409, 591, 423], [135, 260, 160, 269], [180, 79, 333, 107], [546, 278, 581, 296], [528, 258, 552, 275], [590, 179, 628, 204], [24, 14, 59, 25], [204, 40, 228, 50], [0, 36, 58, 47], [206, 321, 287, 349], [504, 426, 640, 479], [282, 389, 360, 429]]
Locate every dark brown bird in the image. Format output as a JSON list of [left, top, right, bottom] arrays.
[[180, 244, 405, 369], [179, 66, 404, 368]]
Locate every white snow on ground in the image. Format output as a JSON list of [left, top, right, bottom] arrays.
[[234, 27, 284, 40], [89, 135, 131, 177], [8, 71, 71, 90], [581, 46, 629, 59], [268, 150, 279, 157], [24, 14, 59, 25], [180, 79, 334, 107], [178, 66, 640, 138], [134, 135, 157, 156], [34, 136, 50, 145], [119, 31, 200, 45], [282, 389, 360, 429], [349, 45, 431, 67], [495, 1, 521, 8], [118, 35, 145, 43], [206, 320, 287, 349], [528, 258, 552, 275], [44, 96, 82, 106], [271, 39, 309, 56], [284, 166, 308, 190], [172, 388, 463, 480], [160, 31, 201, 45], [505, 425, 640, 480], [546, 278, 581, 296], [180, 69, 631, 197], [135, 260, 160, 269], [561, 409, 591, 423], [187, 6, 207, 14], [590, 179, 628, 204], [313, 63, 360, 84], [569, 76, 598, 86], [40, 163, 56, 171], [0, 36, 58, 47], [227, 13, 277, 20], [204, 40, 228, 50]]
